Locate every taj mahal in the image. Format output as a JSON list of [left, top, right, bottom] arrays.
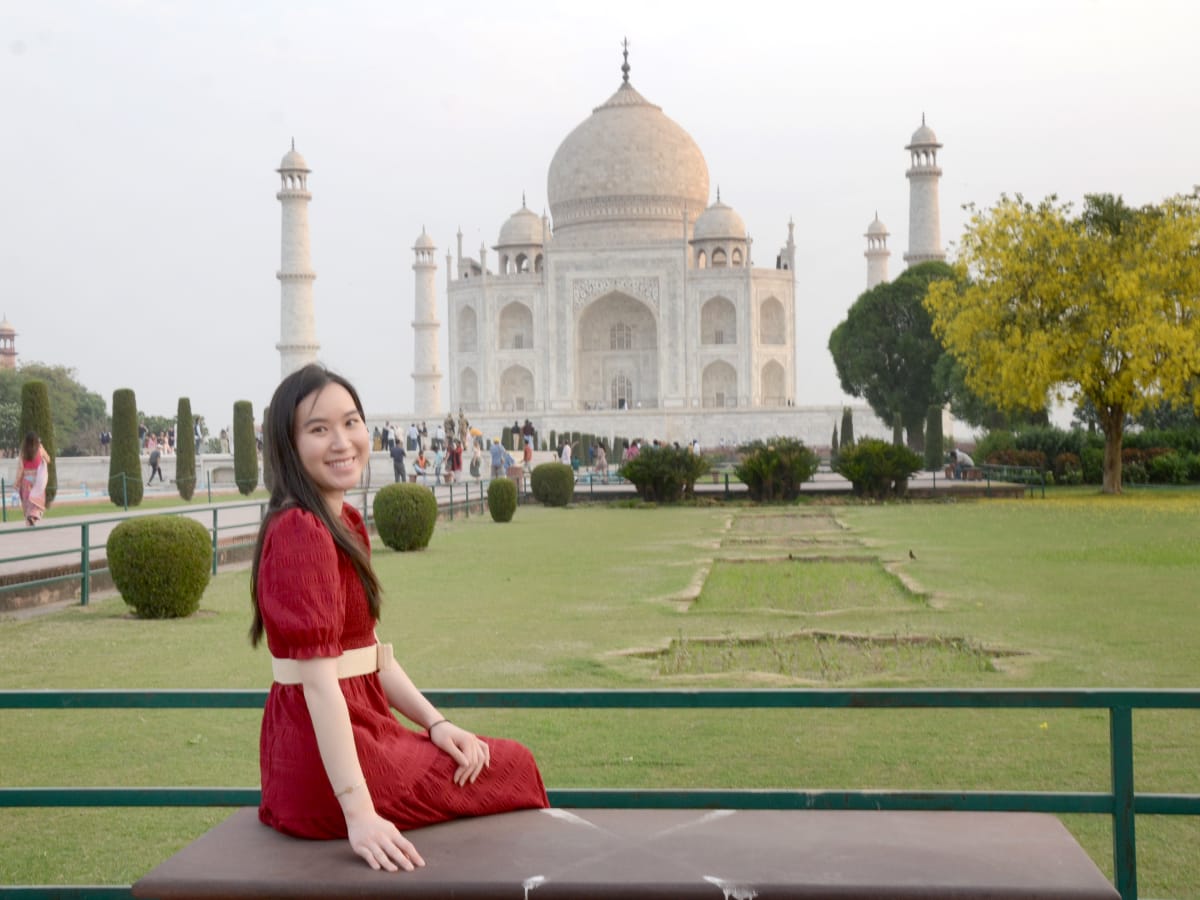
[[274, 48, 945, 447]]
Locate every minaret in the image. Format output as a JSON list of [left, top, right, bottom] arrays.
[[275, 141, 319, 377], [865, 213, 891, 288], [411, 229, 442, 416], [0, 316, 17, 370], [903, 115, 945, 265]]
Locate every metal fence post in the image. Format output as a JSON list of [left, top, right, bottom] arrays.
[[1110, 706, 1137, 900], [80, 522, 90, 607], [211, 508, 219, 576], [2, 477, 6, 523]]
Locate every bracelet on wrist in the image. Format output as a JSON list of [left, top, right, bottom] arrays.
[[427, 718, 450, 735], [335, 778, 365, 798]]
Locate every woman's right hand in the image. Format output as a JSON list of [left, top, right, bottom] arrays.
[[346, 809, 425, 872]]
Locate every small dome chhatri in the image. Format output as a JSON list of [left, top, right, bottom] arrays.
[[278, 139, 310, 173], [907, 114, 940, 149], [693, 197, 747, 241], [413, 228, 436, 250], [496, 203, 543, 248], [867, 213, 888, 236]]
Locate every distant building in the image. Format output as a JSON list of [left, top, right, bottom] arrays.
[[0, 317, 17, 371], [430, 48, 797, 415], [275, 141, 320, 378]]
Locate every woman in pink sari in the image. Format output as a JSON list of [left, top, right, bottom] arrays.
[[17, 431, 51, 526]]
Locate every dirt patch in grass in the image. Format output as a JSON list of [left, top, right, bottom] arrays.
[[624, 630, 1025, 683]]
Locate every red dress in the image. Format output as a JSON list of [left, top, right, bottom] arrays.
[[257, 505, 548, 839]]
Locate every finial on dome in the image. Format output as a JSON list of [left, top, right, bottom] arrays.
[[922, 112, 926, 126], [291, 136, 295, 151], [621, 37, 630, 84], [716, 185, 721, 203], [522, 191, 527, 208]]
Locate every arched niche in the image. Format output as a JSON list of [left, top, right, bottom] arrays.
[[702, 360, 737, 408], [457, 306, 477, 353], [576, 291, 659, 409], [500, 364, 534, 412], [499, 301, 533, 350], [458, 367, 479, 410], [759, 296, 786, 345], [761, 360, 786, 405], [701, 296, 737, 345]]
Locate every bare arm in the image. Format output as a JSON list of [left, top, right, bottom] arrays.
[[296, 657, 424, 872], [376, 648, 490, 786]]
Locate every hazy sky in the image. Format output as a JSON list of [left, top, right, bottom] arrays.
[[3, 0, 1198, 426]]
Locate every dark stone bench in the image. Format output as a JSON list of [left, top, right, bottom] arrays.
[[133, 807, 1118, 899]]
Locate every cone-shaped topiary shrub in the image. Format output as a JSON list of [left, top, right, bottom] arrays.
[[108, 388, 143, 507], [107, 516, 212, 618], [530, 462, 574, 506], [176, 397, 196, 501], [233, 400, 257, 495], [19, 380, 57, 505], [487, 477, 517, 522], [373, 483, 438, 551], [261, 407, 274, 494], [841, 407, 854, 449]]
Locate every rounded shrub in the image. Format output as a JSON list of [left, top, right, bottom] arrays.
[[108, 388, 144, 508], [373, 483, 438, 551], [487, 477, 517, 522], [621, 445, 709, 502], [233, 400, 258, 495], [107, 516, 212, 618], [834, 438, 922, 499], [530, 462, 574, 506], [735, 437, 820, 501]]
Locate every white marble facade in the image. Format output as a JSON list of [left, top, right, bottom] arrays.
[[434, 60, 798, 417]]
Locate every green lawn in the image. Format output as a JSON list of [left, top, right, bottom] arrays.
[[1, 494, 1197, 896]]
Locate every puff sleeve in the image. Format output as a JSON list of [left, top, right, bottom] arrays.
[[257, 509, 346, 660]]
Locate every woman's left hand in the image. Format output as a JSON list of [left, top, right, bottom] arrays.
[[429, 722, 491, 786]]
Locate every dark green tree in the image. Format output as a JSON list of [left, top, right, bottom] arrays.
[[109, 388, 144, 507], [19, 380, 58, 505], [829, 261, 958, 452], [840, 407, 854, 449], [892, 413, 904, 448], [0, 363, 107, 456], [830, 423, 839, 464], [176, 398, 196, 501], [932, 354, 1049, 431], [261, 407, 274, 494], [924, 405, 944, 471], [233, 401, 258, 495]]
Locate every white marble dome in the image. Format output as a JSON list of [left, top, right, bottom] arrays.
[[278, 148, 310, 171], [867, 215, 888, 236], [693, 200, 746, 241], [496, 205, 543, 247], [413, 229, 435, 250], [907, 121, 940, 148], [547, 81, 709, 240]]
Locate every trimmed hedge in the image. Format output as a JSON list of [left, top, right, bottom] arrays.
[[530, 462, 574, 506], [620, 444, 709, 502], [108, 388, 143, 507], [233, 400, 257, 495], [487, 477, 517, 522], [176, 397, 196, 501], [107, 516, 212, 618], [735, 437, 820, 501], [373, 483, 438, 551], [19, 380, 57, 505], [835, 438, 922, 499]]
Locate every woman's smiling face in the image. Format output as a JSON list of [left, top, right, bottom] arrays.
[[294, 382, 369, 514]]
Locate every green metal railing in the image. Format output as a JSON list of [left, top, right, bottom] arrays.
[[1, 687, 1196, 899]]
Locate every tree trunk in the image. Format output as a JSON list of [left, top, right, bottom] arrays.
[[903, 410, 926, 453], [1098, 406, 1124, 495]]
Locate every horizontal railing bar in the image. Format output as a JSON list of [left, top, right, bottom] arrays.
[[3, 688, 1198, 710], [0, 571, 109, 595], [0, 887, 133, 898]]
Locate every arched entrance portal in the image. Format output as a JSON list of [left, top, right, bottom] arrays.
[[500, 365, 534, 412], [575, 292, 658, 409]]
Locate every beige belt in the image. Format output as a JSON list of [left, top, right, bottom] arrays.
[[271, 642, 394, 685]]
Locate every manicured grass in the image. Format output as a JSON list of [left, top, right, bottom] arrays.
[[20, 488, 269, 521], [1, 495, 1197, 896]]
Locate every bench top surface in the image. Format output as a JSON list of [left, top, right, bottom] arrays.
[[133, 807, 1118, 900]]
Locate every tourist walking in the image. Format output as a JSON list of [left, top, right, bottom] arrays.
[[389, 441, 406, 483], [489, 439, 505, 478], [147, 442, 165, 484], [16, 431, 51, 526], [249, 364, 547, 871]]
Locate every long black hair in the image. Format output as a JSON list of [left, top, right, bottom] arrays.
[[249, 364, 381, 647], [21, 432, 39, 462]]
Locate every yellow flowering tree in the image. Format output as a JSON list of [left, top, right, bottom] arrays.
[[926, 192, 1200, 494]]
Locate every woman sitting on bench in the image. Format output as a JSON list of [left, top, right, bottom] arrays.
[[249, 365, 549, 873]]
